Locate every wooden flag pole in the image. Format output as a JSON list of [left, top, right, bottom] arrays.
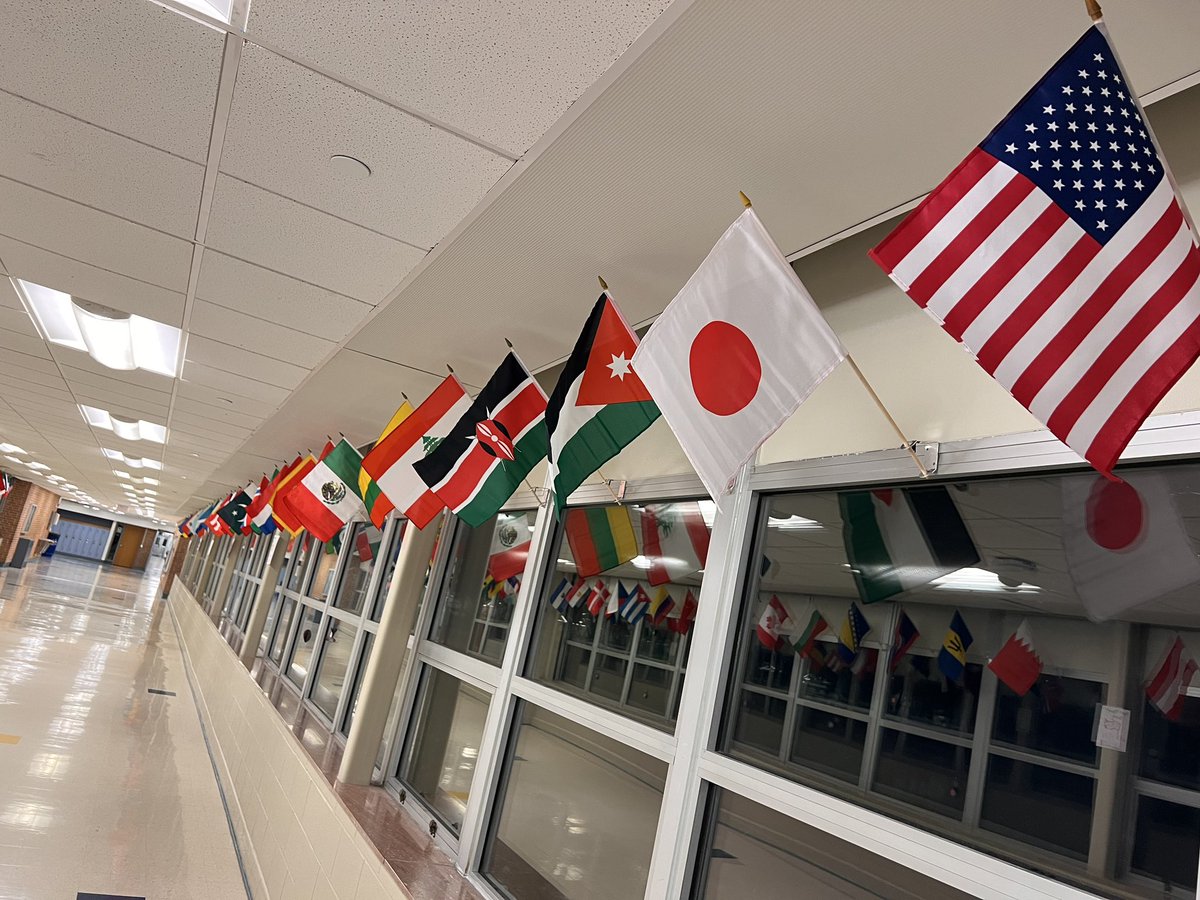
[[845, 354, 929, 478], [1084, 0, 1102, 22]]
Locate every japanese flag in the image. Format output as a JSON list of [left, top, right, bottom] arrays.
[[1062, 472, 1200, 621], [632, 209, 845, 498]]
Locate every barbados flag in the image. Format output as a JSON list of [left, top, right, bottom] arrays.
[[937, 610, 973, 682]]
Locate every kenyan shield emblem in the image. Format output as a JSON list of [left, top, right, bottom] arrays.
[[475, 418, 516, 461]]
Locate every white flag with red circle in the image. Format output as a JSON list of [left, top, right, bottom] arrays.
[[1062, 472, 1200, 621], [631, 209, 846, 498]]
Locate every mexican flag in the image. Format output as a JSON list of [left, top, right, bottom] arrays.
[[546, 292, 659, 510], [564, 505, 638, 577], [414, 353, 548, 527], [639, 501, 710, 586], [839, 486, 978, 604], [362, 376, 472, 530], [288, 440, 367, 542]]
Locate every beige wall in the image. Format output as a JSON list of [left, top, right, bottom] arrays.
[[168, 579, 412, 900]]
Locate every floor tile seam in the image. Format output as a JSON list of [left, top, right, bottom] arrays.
[[164, 597, 256, 900]]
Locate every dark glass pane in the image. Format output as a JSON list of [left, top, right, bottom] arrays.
[[980, 756, 1094, 858], [590, 653, 626, 702], [699, 789, 973, 899], [311, 619, 358, 721], [798, 649, 876, 711], [991, 675, 1102, 766], [558, 644, 591, 690], [1139, 696, 1200, 791], [286, 606, 322, 686], [790, 707, 866, 783], [874, 729, 970, 819], [886, 657, 981, 734], [743, 639, 793, 693], [269, 596, 297, 664], [732, 691, 787, 756], [332, 523, 383, 614], [485, 703, 667, 900], [627, 663, 673, 717], [1131, 795, 1200, 891]]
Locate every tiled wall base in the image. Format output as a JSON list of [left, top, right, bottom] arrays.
[[169, 580, 411, 900]]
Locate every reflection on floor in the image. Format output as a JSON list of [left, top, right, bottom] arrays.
[[0, 556, 247, 899], [251, 662, 485, 900]]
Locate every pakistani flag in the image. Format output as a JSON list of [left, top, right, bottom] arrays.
[[289, 439, 368, 542], [414, 352, 548, 527], [839, 486, 979, 604], [547, 293, 659, 511]]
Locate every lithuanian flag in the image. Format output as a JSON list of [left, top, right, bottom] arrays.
[[565, 506, 638, 577]]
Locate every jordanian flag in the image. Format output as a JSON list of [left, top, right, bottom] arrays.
[[288, 440, 367, 541], [546, 293, 659, 511], [564, 505, 638, 577], [414, 353, 548, 527], [839, 486, 979, 604]]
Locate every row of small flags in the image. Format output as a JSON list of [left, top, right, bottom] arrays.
[[548, 575, 698, 634], [757, 596, 1196, 721], [184, 18, 1200, 553]]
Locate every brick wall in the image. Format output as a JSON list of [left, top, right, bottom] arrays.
[[161, 534, 189, 597], [0, 478, 62, 565]]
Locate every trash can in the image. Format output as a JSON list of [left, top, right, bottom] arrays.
[[42, 532, 59, 558], [9, 537, 33, 569]]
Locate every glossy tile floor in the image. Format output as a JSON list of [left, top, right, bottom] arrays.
[[0, 556, 247, 900]]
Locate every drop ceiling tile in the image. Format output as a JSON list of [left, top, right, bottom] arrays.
[[0, 0, 223, 162], [0, 237, 187, 325], [0, 179, 192, 292], [196, 250, 372, 337], [184, 334, 309, 390], [221, 44, 510, 247], [245, 0, 673, 153], [180, 359, 291, 406], [171, 414, 252, 441], [189, 299, 335, 368], [59, 360, 175, 398], [72, 389, 169, 422], [0, 330, 49, 358], [204, 174, 426, 301], [0, 375, 74, 404], [0, 352, 61, 381], [171, 395, 263, 430], [0, 92, 205, 238], [175, 379, 278, 419]]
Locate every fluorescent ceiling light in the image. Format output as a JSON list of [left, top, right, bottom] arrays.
[[26, 462, 49, 471], [4, 455, 22, 464], [931, 567, 1042, 594], [0, 443, 25, 454], [767, 514, 824, 532], [114, 471, 131, 479], [165, 0, 232, 24], [17, 280, 182, 377], [80, 406, 166, 444], [101, 448, 163, 470]]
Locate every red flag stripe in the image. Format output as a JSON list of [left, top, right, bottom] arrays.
[[1009, 201, 1186, 408], [905, 177, 1037, 307], [870, 148, 1001, 274], [941, 203, 1068, 340], [1049, 245, 1200, 439], [362, 376, 466, 477], [1079, 301, 1200, 472]]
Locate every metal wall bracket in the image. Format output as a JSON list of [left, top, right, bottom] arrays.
[[913, 441, 940, 475]]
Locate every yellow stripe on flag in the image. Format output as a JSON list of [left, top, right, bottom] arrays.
[[606, 506, 638, 562], [376, 401, 415, 443]]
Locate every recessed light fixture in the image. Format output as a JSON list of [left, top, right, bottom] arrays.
[[80, 406, 166, 444], [330, 154, 371, 180], [25, 462, 49, 471], [16, 280, 183, 377], [4, 455, 22, 464], [101, 449, 163, 470], [0, 443, 25, 454]]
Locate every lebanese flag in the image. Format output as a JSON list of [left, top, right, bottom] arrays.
[[1063, 472, 1200, 620], [414, 354, 548, 527], [639, 501, 710, 586], [756, 595, 791, 651], [988, 620, 1043, 696], [1146, 635, 1197, 721], [362, 376, 471, 530], [546, 292, 659, 510], [631, 209, 846, 498]]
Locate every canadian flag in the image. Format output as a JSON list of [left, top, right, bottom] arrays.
[[1062, 472, 1200, 621], [755, 595, 791, 651], [632, 209, 846, 498], [1146, 636, 1197, 722], [988, 620, 1043, 696]]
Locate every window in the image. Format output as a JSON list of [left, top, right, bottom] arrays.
[[695, 788, 972, 898], [483, 702, 667, 899], [396, 667, 489, 836], [286, 606, 322, 687], [310, 619, 359, 721], [332, 523, 384, 615], [721, 468, 1200, 896], [525, 499, 711, 728], [427, 510, 536, 664]]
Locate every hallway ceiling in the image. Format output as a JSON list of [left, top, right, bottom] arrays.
[[0, 0, 1198, 520]]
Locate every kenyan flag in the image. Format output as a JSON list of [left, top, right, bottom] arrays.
[[546, 292, 659, 511], [413, 353, 548, 527]]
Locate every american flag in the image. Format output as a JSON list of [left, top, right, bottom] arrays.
[[871, 26, 1200, 474]]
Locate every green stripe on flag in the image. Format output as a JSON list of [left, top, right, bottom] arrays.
[[553, 401, 658, 510], [839, 492, 903, 603], [455, 421, 548, 527]]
